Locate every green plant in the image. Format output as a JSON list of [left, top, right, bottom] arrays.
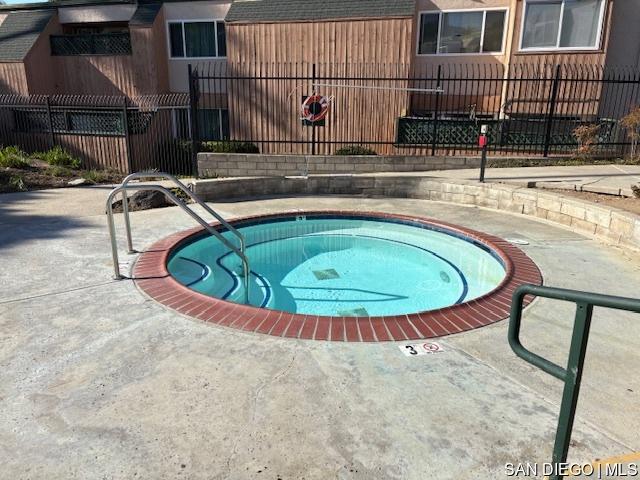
[[8, 174, 26, 191], [621, 106, 640, 159], [334, 145, 377, 156], [45, 165, 73, 177], [200, 141, 260, 154], [573, 124, 600, 157], [0, 146, 30, 169], [81, 169, 108, 184], [36, 146, 81, 169]]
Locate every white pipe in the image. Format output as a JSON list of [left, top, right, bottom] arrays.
[[312, 82, 445, 94]]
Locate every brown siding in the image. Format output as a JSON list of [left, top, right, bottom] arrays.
[[52, 22, 169, 96], [223, 18, 414, 154], [23, 12, 61, 94], [226, 18, 414, 64], [0, 62, 29, 94]]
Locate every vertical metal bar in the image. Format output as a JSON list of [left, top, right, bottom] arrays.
[[188, 64, 200, 178], [122, 96, 133, 174], [44, 95, 55, 149], [431, 64, 442, 156], [549, 302, 593, 480], [311, 62, 317, 156], [120, 96, 134, 253], [544, 65, 562, 157]]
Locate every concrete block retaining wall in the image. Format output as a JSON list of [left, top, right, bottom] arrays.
[[198, 153, 481, 177], [194, 174, 640, 252]]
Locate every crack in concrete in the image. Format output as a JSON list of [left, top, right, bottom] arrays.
[[221, 352, 298, 479], [0, 280, 121, 305]]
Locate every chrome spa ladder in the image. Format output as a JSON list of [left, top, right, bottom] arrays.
[[106, 172, 250, 304]]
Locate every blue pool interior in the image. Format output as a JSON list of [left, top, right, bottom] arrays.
[[167, 215, 507, 317]]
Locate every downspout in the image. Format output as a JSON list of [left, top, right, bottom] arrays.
[[499, 0, 519, 119]]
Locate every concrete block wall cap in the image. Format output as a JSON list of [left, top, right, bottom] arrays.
[[191, 174, 640, 252]]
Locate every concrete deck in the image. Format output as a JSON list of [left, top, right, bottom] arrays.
[[429, 164, 640, 197], [1, 187, 639, 479]]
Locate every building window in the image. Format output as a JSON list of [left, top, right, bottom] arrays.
[[520, 0, 605, 51], [418, 9, 507, 55], [173, 108, 229, 141], [168, 20, 226, 58]]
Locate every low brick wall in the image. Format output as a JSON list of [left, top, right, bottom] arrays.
[[194, 174, 640, 252], [198, 153, 481, 177]]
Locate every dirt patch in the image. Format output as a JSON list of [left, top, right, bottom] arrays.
[[543, 188, 640, 216], [0, 164, 123, 194]]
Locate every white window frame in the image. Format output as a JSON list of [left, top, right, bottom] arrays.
[[166, 19, 226, 60], [416, 8, 509, 56], [518, 0, 607, 52]]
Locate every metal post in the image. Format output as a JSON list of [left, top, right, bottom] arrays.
[[188, 64, 200, 178], [549, 302, 593, 480], [479, 124, 488, 182], [543, 65, 562, 157], [311, 63, 317, 156], [431, 65, 442, 156], [44, 95, 55, 148], [479, 144, 488, 182]]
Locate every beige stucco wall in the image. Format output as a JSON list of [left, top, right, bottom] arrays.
[[604, 0, 640, 68], [162, 0, 231, 92]]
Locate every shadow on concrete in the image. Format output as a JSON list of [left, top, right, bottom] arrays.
[[486, 172, 640, 181], [0, 190, 91, 251]]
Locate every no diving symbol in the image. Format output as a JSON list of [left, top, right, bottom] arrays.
[[400, 342, 444, 356]]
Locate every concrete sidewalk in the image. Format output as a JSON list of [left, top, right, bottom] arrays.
[[429, 164, 640, 197]]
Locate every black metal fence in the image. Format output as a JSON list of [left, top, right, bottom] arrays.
[[0, 94, 193, 174], [191, 62, 640, 157], [2, 62, 639, 177]]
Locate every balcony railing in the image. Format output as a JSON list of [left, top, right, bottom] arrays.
[[50, 32, 132, 56]]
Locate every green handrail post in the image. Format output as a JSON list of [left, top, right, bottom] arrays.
[[508, 284, 640, 480]]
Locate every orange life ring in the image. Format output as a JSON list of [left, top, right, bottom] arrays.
[[301, 95, 329, 123]]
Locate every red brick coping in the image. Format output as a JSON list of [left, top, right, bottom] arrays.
[[133, 211, 542, 342]]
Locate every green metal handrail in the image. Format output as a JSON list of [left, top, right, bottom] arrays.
[[509, 284, 640, 480]]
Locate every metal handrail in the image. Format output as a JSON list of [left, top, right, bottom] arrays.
[[106, 178, 250, 304], [509, 284, 640, 480], [118, 172, 246, 256]]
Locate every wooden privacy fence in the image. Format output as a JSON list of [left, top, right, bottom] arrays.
[[0, 93, 193, 174]]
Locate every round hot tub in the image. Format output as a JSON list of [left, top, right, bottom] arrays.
[[168, 213, 507, 317], [134, 211, 542, 341]]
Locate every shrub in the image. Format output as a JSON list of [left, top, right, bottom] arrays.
[[334, 145, 377, 156], [632, 184, 640, 199], [0, 146, 30, 169], [155, 139, 193, 176], [81, 169, 108, 184], [573, 124, 600, 157], [200, 141, 260, 154], [621, 106, 640, 159], [45, 166, 73, 177], [9, 174, 26, 191], [36, 146, 81, 169]]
